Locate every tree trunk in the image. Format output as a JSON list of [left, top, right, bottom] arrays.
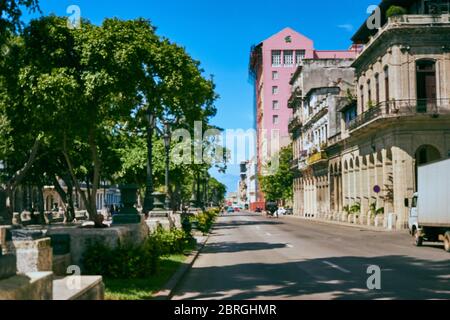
[[36, 184, 47, 225], [63, 132, 103, 228], [1, 137, 42, 224], [53, 175, 75, 223]]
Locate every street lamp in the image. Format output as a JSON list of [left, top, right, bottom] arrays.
[[143, 107, 155, 214], [163, 121, 171, 211]]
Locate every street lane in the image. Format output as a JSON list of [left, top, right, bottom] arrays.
[[172, 212, 450, 300]]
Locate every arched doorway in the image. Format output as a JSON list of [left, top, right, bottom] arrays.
[[415, 145, 441, 191]]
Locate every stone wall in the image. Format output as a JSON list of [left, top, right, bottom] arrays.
[[47, 219, 150, 270]]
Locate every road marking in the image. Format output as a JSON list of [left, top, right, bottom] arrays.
[[323, 261, 351, 274], [266, 232, 272, 236], [255, 226, 261, 230], [286, 244, 294, 248]]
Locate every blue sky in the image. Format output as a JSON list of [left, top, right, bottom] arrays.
[[24, 0, 375, 193]]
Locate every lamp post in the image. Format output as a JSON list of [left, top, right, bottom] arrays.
[[143, 108, 155, 214], [163, 121, 171, 211]]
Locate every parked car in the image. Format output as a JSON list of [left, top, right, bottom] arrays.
[[227, 207, 235, 213], [255, 208, 262, 213], [233, 207, 241, 212], [265, 202, 278, 217], [285, 208, 293, 215]]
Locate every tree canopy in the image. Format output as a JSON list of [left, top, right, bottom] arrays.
[[0, 14, 225, 225], [259, 145, 294, 203]]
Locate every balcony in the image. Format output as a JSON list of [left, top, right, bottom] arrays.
[[307, 151, 328, 165], [298, 158, 308, 171], [357, 14, 450, 57], [347, 99, 450, 132], [288, 116, 303, 133]]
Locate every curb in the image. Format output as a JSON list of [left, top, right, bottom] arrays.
[[283, 215, 401, 233], [152, 234, 210, 300]]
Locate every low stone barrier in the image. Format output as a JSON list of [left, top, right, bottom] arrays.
[[47, 218, 150, 270], [0, 272, 53, 300], [53, 275, 104, 300]]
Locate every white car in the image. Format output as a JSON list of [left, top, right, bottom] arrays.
[[277, 207, 287, 216]]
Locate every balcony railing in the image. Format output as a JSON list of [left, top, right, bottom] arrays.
[[307, 151, 328, 165], [347, 98, 450, 131], [288, 116, 303, 133], [359, 14, 450, 56]]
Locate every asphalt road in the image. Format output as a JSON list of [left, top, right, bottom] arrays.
[[172, 212, 450, 300]]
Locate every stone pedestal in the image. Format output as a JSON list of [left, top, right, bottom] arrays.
[[112, 214, 142, 224], [0, 272, 53, 300], [146, 211, 172, 232], [0, 249, 17, 280], [8, 238, 53, 274], [113, 184, 141, 225]]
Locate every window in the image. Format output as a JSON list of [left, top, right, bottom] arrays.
[[416, 60, 437, 112], [296, 50, 305, 65], [272, 50, 281, 67], [375, 73, 380, 104], [272, 100, 280, 110], [384, 66, 390, 101], [344, 104, 357, 126], [272, 71, 279, 80], [360, 85, 365, 110], [273, 115, 279, 125], [272, 86, 279, 95], [284, 50, 294, 66], [412, 196, 418, 208], [367, 80, 372, 105]]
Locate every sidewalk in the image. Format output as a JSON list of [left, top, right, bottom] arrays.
[[283, 215, 402, 233]]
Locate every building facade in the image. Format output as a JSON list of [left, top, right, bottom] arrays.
[[289, 59, 356, 219], [249, 27, 357, 207], [290, 0, 450, 230]]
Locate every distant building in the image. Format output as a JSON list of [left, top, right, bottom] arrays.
[[226, 192, 239, 207], [249, 27, 356, 205], [288, 59, 355, 218], [245, 158, 258, 210]]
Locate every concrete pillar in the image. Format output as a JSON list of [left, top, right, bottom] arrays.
[[392, 146, 415, 229]]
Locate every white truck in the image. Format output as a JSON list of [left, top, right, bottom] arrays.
[[407, 158, 450, 252]]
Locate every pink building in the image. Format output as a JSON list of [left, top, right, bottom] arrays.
[[249, 27, 357, 204]]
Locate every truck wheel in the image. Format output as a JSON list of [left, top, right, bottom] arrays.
[[444, 232, 450, 253], [414, 229, 423, 247]]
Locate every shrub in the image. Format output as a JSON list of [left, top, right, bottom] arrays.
[[386, 5, 407, 18], [82, 239, 160, 279], [82, 228, 194, 279], [151, 226, 194, 256], [191, 209, 219, 234]]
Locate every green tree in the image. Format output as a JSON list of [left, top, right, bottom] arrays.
[[207, 177, 227, 206], [259, 145, 294, 203], [0, 0, 40, 44]]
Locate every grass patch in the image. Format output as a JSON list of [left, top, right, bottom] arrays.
[[105, 254, 187, 300]]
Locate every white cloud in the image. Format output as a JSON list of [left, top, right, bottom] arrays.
[[338, 24, 354, 32]]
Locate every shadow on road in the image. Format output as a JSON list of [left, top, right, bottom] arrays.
[[204, 242, 288, 254], [213, 220, 283, 230], [175, 255, 450, 300]]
